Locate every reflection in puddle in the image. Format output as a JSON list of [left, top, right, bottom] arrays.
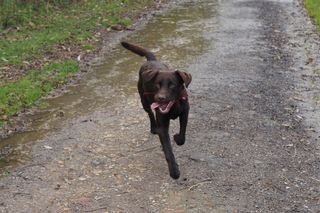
[[0, 0, 217, 173]]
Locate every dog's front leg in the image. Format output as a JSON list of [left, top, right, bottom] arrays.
[[174, 104, 189, 146], [157, 116, 180, 179], [146, 108, 157, 134], [140, 97, 157, 134]]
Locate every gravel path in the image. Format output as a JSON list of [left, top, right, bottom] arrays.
[[0, 0, 319, 212]]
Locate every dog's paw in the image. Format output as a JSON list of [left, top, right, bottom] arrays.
[[170, 167, 180, 179], [174, 134, 185, 146]]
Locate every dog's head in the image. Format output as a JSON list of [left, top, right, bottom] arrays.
[[142, 70, 192, 114]]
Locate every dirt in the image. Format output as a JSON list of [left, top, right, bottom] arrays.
[[0, 0, 319, 212]]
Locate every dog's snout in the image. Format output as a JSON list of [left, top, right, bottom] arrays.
[[157, 94, 166, 102]]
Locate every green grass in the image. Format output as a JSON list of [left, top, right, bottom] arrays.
[[0, 0, 149, 67], [0, 0, 156, 126], [81, 44, 96, 50], [305, 0, 320, 28], [0, 60, 79, 119]]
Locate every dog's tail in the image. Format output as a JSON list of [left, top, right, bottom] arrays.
[[121, 41, 156, 61]]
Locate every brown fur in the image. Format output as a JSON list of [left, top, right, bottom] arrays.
[[121, 41, 192, 179]]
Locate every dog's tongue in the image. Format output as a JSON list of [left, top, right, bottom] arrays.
[[151, 101, 174, 114]]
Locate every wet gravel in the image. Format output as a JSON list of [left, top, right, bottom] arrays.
[[0, 0, 319, 212]]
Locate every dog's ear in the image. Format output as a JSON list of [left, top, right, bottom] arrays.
[[141, 70, 158, 83], [175, 70, 192, 88]]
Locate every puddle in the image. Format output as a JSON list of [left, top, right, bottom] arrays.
[[0, 0, 218, 173]]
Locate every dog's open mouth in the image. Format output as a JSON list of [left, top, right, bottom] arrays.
[[151, 101, 174, 114]]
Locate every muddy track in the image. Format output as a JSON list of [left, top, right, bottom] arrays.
[[0, 0, 319, 212]]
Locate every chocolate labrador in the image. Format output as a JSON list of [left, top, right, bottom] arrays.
[[121, 41, 192, 179]]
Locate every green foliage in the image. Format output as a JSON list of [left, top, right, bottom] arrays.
[[0, 0, 150, 67], [39, 101, 49, 109], [81, 44, 96, 50], [0, 60, 79, 119], [305, 0, 320, 28], [0, 0, 81, 29], [0, 0, 154, 123], [0, 31, 70, 65]]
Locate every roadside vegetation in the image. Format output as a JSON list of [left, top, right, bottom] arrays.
[[0, 0, 157, 127], [305, 0, 320, 28]]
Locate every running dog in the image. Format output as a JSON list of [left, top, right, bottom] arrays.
[[121, 41, 192, 179]]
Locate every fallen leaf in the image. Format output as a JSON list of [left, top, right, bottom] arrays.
[[305, 57, 314, 65], [44, 145, 53, 150]]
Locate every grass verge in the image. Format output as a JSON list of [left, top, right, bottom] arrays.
[[0, 0, 152, 68], [305, 0, 320, 28], [0, 60, 79, 125], [0, 0, 158, 127]]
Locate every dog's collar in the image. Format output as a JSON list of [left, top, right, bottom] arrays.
[[179, 89, 188, 101]]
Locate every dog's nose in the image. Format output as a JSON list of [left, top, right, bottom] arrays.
[[157, 95, 166, 102]]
